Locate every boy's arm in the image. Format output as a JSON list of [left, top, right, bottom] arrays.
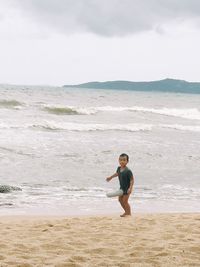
[[106, 172, 118, 182], [127, 175, 134, 193]]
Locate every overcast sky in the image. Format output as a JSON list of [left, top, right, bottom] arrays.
[[0, 0, 200, 86]]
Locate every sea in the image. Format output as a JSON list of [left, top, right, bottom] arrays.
[[0, 84, 200, 215]]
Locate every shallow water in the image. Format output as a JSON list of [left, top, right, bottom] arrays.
[[0, 85, 200, 215]]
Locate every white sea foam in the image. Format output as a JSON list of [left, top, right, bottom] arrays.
[[1, 121, 200, 133], [31, 121, 153, 132], [138, 107, 200, 120], [106, 106, 200, 120], [161, 124, 200, 132], [43, 105, 200, 120]]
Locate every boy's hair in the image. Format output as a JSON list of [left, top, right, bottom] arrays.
[[119, 153, 129, 162]]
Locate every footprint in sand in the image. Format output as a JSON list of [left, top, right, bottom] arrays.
[[42, 228, 49, 232], [155, 252, 169, 256]]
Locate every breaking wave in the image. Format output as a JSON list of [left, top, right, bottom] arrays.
[[1, 121, 200, 132], [31, 122, 153, 132], [0, 99, 24, 109], [42, 105, 200, 120], [134, 107, 200, 120], [43, 106, 79, 115]]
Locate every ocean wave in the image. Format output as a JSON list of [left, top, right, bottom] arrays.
[[43, 106, 79, 115], [0, 123, 30, 130], [158, 184, 200, 200], [137, 107, 200, 120], [42, 105, 95, 115], [98, 106, 200, 120], [0, 203, 13, 206], [30, 122, 153, 132], [1, 121, 200, 133], [42, 105, 200, 120], [0, 185, 22, 193], [161, 124, 200, 132], [0, 99, 24, 109], [133, 185, 200, 200]]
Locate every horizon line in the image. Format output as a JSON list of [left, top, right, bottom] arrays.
[[1, 77, 200, 87]]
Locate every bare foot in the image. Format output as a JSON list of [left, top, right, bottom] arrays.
[[120, 213, 131, 217]]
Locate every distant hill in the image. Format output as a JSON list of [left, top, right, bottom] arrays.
[[63, 78, 200, 94]]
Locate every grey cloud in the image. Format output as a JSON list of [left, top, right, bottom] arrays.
[[12, 0, 200, 36]]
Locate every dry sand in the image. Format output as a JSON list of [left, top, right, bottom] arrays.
[[0, 213, 199, 267]]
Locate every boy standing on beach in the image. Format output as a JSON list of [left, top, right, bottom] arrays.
[[106, 153, 134, 217]]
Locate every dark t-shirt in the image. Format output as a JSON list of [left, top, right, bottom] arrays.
[[116, 166, 133, 195]]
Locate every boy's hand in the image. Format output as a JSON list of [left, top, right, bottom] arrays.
[[106, 177, 112, 182], [127, 187, 132, 194]]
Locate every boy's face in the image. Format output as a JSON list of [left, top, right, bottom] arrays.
[[119, 156, 128, 167]]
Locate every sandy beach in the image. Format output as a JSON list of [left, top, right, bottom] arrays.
[[0, 213, 199, 267]]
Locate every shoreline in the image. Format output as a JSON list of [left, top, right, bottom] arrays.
[[0, 197, 199, 217], [0, 212, 199, 266], [0, 210, 200, 218]]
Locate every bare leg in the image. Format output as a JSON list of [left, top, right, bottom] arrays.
[[118, 196, 126, 216], [121, 194, 131, 216]]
